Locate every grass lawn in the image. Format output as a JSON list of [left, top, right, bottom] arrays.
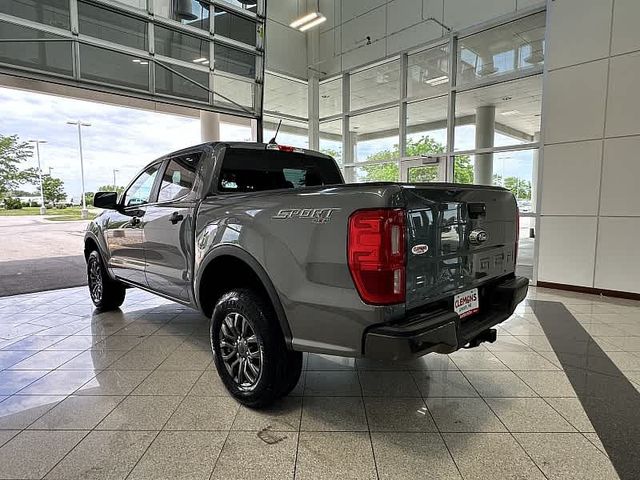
[[0, 206, 98, 220]]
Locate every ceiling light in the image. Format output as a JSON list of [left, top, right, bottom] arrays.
[[299, 14, 326, 31], [139, 61, 148, 65], [425, 75, 449, 86], [501, 110, 520, 116], [290, 1, 326, 31], [132, 59, 141, 63], [193, 57, 208, 63]]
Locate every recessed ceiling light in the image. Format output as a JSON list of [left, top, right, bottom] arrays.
[[193, 57, 208, 63], [290, 1, 326, 31], [501, 110, 520, 116], [425, 75, 448, 86]]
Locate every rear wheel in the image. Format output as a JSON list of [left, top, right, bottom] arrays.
[[87, 250, 125, 310], [210, 288, 302, 408]]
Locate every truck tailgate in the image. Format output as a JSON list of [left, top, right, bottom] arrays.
[[402, 184, 518, 311]]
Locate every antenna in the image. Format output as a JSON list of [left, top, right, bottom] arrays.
[[268, 120, 282, 145]]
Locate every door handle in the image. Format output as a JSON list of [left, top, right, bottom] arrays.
[[169, 212, 184, 224], [130, 216, 141, 226]]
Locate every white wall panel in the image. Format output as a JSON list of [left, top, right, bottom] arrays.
[[516, 0, 545, 10], [546, 0, 612, 70], [540, 140, 602, 216], [342, 0, 387, 21], [443, 0, 516, 32], [600, 136, 640, 217], [605, 51, 640, 138], [320, 0, 341, 33], [265, 20, 308, 79], [595, 217, 640, 294], [611, 0, 640, 55], [341, 6, 386, 54], [386, 20, 442, 55], [386, 0, 422, 34], [542, 60, 607, 144], [538, 216, 598, 287]]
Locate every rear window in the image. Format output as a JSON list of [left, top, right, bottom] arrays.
[[218, 148, 342, 192]]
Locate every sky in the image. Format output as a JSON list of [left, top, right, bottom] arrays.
[[1, 85, 533, 201]]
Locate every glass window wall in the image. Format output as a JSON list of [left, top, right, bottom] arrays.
[[214, 74, 254, 110], [319, 119, 342, 165], [0, 0, 70, 30], [457, 12, 545, 86], [154, 0, 210, 30], [155, 25, 209, 64], [319, 77, 341, 118], [214, 6, 257, 46], [454, 75, 542, 151], [407, 45, 449, 99], [78, 2, 147, 50], [263, 116, 309, 149], [406, 96, 449, 155], [350, 60, 400, 111], [155, 62, 209, 101], [264, 73, 307, 118], [214, 43, 255, 79], [79, 44, 149, 90], [0, 21, 73, 76], [351, 106, 400, 164]]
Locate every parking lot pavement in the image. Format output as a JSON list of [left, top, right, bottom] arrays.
[[0, 216, 89, 297]]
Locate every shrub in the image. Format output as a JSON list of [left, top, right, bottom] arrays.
[[4, 197, 22, 210]]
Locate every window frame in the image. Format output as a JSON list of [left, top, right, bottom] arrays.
[[155, 151, 203, 204], [121, 161, 163, 209]]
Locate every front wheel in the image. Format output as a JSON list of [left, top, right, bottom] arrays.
[[211, 289, 302, 408], [87, 250, 125, 310]]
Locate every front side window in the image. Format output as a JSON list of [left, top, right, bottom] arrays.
[[158, 153, 200, 202], [123, 164, 160, 207]]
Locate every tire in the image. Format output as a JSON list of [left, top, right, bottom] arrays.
[[87, 250, 126, 311], [210, 288, 302, 408]]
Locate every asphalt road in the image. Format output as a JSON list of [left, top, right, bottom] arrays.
[[0, 216, 89, 297]]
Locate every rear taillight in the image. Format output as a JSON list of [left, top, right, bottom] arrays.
[[514, 208, 520, 265], [347, 208, 406, 305]]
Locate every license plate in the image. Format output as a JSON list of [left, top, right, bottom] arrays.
[[454, 288, 479, 318]]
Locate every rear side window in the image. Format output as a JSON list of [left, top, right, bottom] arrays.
[[218, 148, 342, 192], [158, 153, 200, 202]]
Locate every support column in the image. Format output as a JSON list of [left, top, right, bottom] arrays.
[[531, 131, 540, 210], [474, 105, 495, 185], [307, 17, 320, 150], [200, 111, 220, 142]]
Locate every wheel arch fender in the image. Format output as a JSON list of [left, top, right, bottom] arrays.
[[195, 245, 293, 348]]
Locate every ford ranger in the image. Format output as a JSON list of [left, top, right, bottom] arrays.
[[85, 141, 528, 407]]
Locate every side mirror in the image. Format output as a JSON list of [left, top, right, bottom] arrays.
[[93, 191, 119, 210]]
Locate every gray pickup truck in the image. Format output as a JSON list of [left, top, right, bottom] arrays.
[[86, 141, 528, 406]]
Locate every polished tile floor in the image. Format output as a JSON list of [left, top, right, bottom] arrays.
[[0, 286, 638, 479]]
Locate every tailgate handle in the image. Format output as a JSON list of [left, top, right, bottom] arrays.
[[468, 203, 486, 218]]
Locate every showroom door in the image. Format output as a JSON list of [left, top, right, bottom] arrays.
[[400, 156, 446, 182]]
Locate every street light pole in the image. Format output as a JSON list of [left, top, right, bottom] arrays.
[[67, 120, 91, 219], [113, 169, 119, 188], [28, 139, 47, 215]]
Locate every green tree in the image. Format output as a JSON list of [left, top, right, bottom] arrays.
[[98, 184, 125, 195], [503, 176, 531, 200], [0, 135, 37, 200], [85, 192, 95, 207], [356, 135, 473, 183], [42, 175, 66, 204]]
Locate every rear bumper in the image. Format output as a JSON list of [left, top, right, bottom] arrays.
[[363, 275, 529, 361]]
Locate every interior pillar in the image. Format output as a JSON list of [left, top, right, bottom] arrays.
[[200, 110, 220, 142], [474, 105, 495, 185]]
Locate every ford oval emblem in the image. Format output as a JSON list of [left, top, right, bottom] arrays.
[[411, 244, 429, 255], [469, 229, 488, 245]]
